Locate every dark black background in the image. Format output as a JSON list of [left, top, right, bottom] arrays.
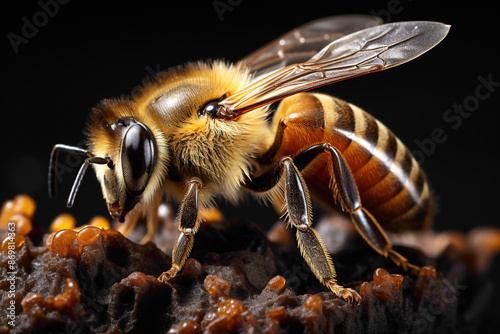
[[2, 0, 499, 233]]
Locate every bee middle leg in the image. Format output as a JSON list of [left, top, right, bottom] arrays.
[[158, 179, 202, 282]]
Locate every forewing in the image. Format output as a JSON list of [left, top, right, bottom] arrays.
[[238, 15, 383, 80], [222, 21, 450, 116]]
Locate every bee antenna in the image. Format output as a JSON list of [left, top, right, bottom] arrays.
[[67, 156, 112, 208], [48, 144, 90, 199]]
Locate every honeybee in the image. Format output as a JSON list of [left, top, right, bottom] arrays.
[[49, 15, 450, 304]]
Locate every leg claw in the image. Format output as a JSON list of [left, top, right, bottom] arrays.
[[326, 280, 361, 305], [158, 268, 178, 283], [388, 249, 421, 276], [338, 287, 362, 305]]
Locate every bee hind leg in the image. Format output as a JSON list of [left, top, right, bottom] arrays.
[[158, 179, 202, 282], [297, 143, 421, 276]]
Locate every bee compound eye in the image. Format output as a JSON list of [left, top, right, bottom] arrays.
[[120, 123, 155, 196], [198, 101, 220, 117]]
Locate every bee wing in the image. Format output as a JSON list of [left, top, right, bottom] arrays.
[[220, 21, 450, 117], [238, 15, 383, 80]]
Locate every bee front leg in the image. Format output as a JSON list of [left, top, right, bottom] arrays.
[[140, 192, 162, 244], [158, 179, 202, 282], [116, 207, 142, 238]]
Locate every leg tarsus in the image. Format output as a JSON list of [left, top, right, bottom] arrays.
[[158, 180, 201, 283], [353, 208, 421, 276], [296, 227, 361, 304], [158, 264, 180, 282], [324, 279, 361, 305], [387, 248, 421, 275]]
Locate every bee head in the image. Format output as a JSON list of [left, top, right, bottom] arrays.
[[85, 99, 167, 222]]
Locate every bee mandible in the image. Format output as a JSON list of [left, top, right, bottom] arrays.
[[49, 15, 450, 304]]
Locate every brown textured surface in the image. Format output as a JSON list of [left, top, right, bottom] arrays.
[[1, 195, 499, 333]]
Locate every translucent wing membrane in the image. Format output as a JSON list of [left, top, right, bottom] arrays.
[[238, 15, 383, 80], [220, 21, 450, 117]]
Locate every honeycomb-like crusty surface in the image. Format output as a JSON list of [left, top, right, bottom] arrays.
[[1, 195, 499, 333]]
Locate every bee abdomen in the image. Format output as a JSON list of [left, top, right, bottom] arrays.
[[277, 93, 432, 231], [322, 94, 433, 230]]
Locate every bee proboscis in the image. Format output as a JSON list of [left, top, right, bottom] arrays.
[[49, 15, 450, 304]]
